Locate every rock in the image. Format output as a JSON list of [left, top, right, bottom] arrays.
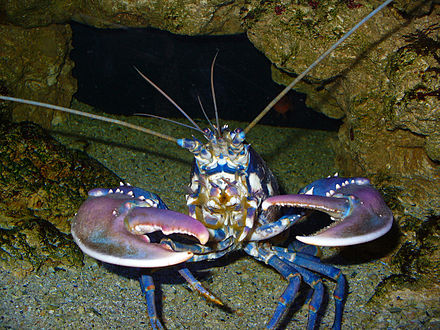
[[0, 24, 76, 128], [3, 0, 244, 35], [366, 213, 440, 326], [244, 1, 440, 222], [0, 120, 121, 277]]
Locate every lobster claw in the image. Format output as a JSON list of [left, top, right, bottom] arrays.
[[262, 177, 393, 246], [71, 186, 209, 268]]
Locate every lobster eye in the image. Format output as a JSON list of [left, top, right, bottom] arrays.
[[201, 148, 211, 159], [232, 128, 245, 144], [203, 128, 214, 140]]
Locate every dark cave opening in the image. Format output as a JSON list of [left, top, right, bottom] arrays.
[[70, 22, 341, 131]]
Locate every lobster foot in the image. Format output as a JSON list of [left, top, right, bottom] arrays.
[[71, 184, 209, 268], [262, 177, 393, 246]]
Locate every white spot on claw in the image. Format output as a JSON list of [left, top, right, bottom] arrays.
[[304, 187, 314, 195]]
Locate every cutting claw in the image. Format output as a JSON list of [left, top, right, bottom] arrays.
[[262, 177, 393, 246], [71, 187, 209, 268]]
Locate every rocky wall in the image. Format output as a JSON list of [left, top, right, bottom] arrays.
[[0, 24, 76, 128], [245, 1, 440, 221]]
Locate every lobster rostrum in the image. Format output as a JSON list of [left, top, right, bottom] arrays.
[[0, 0, 394, 328]]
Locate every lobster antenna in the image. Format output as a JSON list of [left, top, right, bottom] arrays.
[[134, 113, 202, 132], [0, 95, 177, 143], [244, 0, 394, 134], [196, 94, 217, 133], [133, 66, 205, 135], [210, 51, 221, 137]]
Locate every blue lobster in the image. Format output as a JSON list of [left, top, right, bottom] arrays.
[[0, 1, 394, 328], [70, 126, 392, 329]]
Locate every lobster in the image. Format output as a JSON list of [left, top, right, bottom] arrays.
[[0, 0, 394, 328]]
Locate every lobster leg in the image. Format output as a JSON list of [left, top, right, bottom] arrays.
[[289, 265, 324, 330], [244, 242, 302, 329], [139, 269, 223, 329], [178, 268, 223, 305], [249, 213, 303, 241], [273, 245, 346, 330], [288, 239, 321, 257], [245, 241, 345, 329], [160, 236, 240, 262], [140, 274, 164, 330]]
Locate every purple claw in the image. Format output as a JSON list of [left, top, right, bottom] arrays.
[[71, 191, 209, 268], [262, 177, 393, 246]]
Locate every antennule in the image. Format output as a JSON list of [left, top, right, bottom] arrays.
[[244, 0, 394, 134], [196, 95, 216, 134], [134, 113, 202, 132], [134, 66, 205, 135]]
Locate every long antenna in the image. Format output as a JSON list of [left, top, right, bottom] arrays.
[[0, 96, 177, 143], [133, 66, 205, 135], [244, 0, 394, 134]]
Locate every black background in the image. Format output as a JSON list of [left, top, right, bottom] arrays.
[[71, 22, 341, 130]]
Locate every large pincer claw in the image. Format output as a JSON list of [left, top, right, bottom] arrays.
[[262, 177, 393, 246], [71, 185, 209, 268]]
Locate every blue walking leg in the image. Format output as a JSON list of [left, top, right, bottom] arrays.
[[283, 253, 346, 330], [265, 257, 302, 329], [282, 263, 324, 330], [288, 240, 321, 257], [271, 245, 345, 329], [178, 267, 223, 305], [294, 256, 345, 329], [139, 274, 164, 330], [244, 242, 302, 329]]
